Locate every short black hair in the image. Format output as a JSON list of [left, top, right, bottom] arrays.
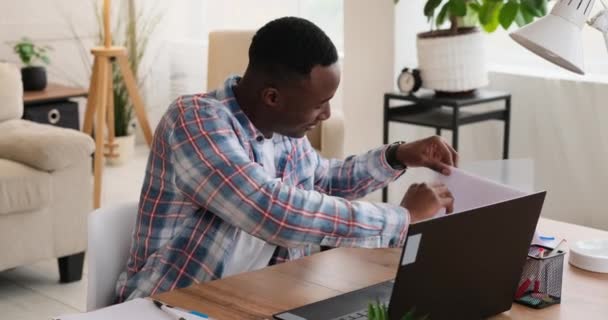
[[248, 17, 338, 80]]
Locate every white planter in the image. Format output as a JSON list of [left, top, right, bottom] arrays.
[[106, 135, 135, 166], [416, 29, 488, 93]]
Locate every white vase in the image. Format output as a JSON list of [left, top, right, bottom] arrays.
[[106, 135, 135, 166], [416, 29, 488, 93]]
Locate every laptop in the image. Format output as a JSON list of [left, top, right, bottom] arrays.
[[273, 191, 546, 320]]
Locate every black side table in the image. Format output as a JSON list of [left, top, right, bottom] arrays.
[[382, 89, 511, 202]]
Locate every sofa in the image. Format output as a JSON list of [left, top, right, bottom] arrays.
[[0, 63, 95, 282]]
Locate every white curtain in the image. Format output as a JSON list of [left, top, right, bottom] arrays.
[[489, 71, 608, 230]]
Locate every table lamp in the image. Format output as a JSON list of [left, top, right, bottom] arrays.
[[83, 0, 153, 208], [509, 0, 608, 75]]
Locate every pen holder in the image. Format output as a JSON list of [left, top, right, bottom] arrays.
[[514, 245, 565, 309]]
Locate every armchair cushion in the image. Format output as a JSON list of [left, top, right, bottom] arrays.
[[0, 159, 51, 215], [0, 119, 95, 172], [0, 63, 23, 122]]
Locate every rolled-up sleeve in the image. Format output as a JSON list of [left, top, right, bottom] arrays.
[[310, 140, 405, 200]]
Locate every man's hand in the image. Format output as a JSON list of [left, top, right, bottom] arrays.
[[401, 182, 454, 224], [396, 136, 458, 175]]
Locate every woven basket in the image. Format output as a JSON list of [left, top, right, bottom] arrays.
[[416, 29, 488, 93]]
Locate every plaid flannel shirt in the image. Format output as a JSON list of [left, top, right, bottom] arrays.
[[115, 76, 410, 302]]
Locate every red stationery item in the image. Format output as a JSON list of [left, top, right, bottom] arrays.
[[515, 278, 531, 299]]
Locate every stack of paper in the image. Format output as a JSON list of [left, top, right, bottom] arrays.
[[434, 167, 529, 216]]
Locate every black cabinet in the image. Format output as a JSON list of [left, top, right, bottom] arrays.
[[22, 101, 79, 130], [22, 84, 87, 131]]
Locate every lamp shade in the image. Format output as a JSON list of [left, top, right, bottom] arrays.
[[510, 0, 596, 74]]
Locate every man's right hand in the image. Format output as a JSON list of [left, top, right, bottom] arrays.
[[401, 182, 454, 224]]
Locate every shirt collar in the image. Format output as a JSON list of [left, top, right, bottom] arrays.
[[218, 75, 266, 142]]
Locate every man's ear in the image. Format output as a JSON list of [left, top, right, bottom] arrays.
[[261, 87, 281, 108]]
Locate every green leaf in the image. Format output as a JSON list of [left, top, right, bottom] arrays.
[[521, 0, 543, 17], [450, 0, 467, 17], [21, 44, 33, 55], [436, 2, 450, 27], [534, 0, 547, 15], [513, 10, 525, 27], [515, 5, 535, 26], [499, 0, 519, 29], [424, 0, 443, 18], [469, 1, 482, 13], [479, 0, 503, 32]]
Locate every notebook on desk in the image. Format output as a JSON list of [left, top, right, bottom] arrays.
[[274, 168, 547, 320]]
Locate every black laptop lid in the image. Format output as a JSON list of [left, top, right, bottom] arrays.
[[388, 191, 546, 320]]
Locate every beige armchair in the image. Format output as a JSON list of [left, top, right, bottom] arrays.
[[0, 63, 95, 282], [207, 30, 345, 159]]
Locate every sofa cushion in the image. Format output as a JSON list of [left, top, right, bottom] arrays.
[[0, 63, 23, 122], [0, 119, 95, 172], [0, 158, 51, 215]]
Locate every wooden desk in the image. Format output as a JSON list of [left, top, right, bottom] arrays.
[[154, 218, 608, 320]]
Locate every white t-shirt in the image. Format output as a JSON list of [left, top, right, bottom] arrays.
[[222, 136, 278, 277]]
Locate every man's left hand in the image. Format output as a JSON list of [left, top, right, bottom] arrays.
[[396, 136, 458, 175]]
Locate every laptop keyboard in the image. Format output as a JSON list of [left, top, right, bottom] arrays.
[[332, 309, 368, 320]]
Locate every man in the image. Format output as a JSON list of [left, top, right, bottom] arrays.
[[116, 16, 457, 302]]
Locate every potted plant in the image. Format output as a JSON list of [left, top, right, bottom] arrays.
[[102, 0, 161, 166], [395, 0, 548, 94], [12, 37, 52, 91], [368, 301, 428, 320]]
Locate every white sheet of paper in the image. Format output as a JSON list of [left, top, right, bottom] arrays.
[[430, 167, 529, 217], [52, 298, 209, 320]]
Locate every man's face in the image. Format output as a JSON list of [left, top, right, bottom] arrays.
[[268, 63, 341, 138]]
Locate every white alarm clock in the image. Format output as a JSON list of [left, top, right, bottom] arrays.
[[397, 67, 422, 94]]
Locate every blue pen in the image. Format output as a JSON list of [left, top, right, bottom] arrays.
[[153, 300, 209, 319]]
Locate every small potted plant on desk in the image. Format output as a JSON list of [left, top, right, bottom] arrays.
[[395, 0, 548, 95], [12, 37, 52, 91], [368, 301, 429, 320]]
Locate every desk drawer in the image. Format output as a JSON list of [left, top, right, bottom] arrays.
[[23, 101, 79, 130]]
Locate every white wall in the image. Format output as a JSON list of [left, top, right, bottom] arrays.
[[343, 0, 394, 155], [342, 0, 395, 202]]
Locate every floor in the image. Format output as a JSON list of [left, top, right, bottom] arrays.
[[0, 146, 150, 320]]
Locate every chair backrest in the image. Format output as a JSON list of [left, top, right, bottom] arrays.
[[86, 202, 138, 311], [0, 63, 24, 122], [206, 30, 254, 91]]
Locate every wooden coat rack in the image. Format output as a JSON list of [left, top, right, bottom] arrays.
[[83, 0, 153, 208]]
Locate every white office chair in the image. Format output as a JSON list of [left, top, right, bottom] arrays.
[[207, 30, 345, 159], [86, 202, 138, 311]]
